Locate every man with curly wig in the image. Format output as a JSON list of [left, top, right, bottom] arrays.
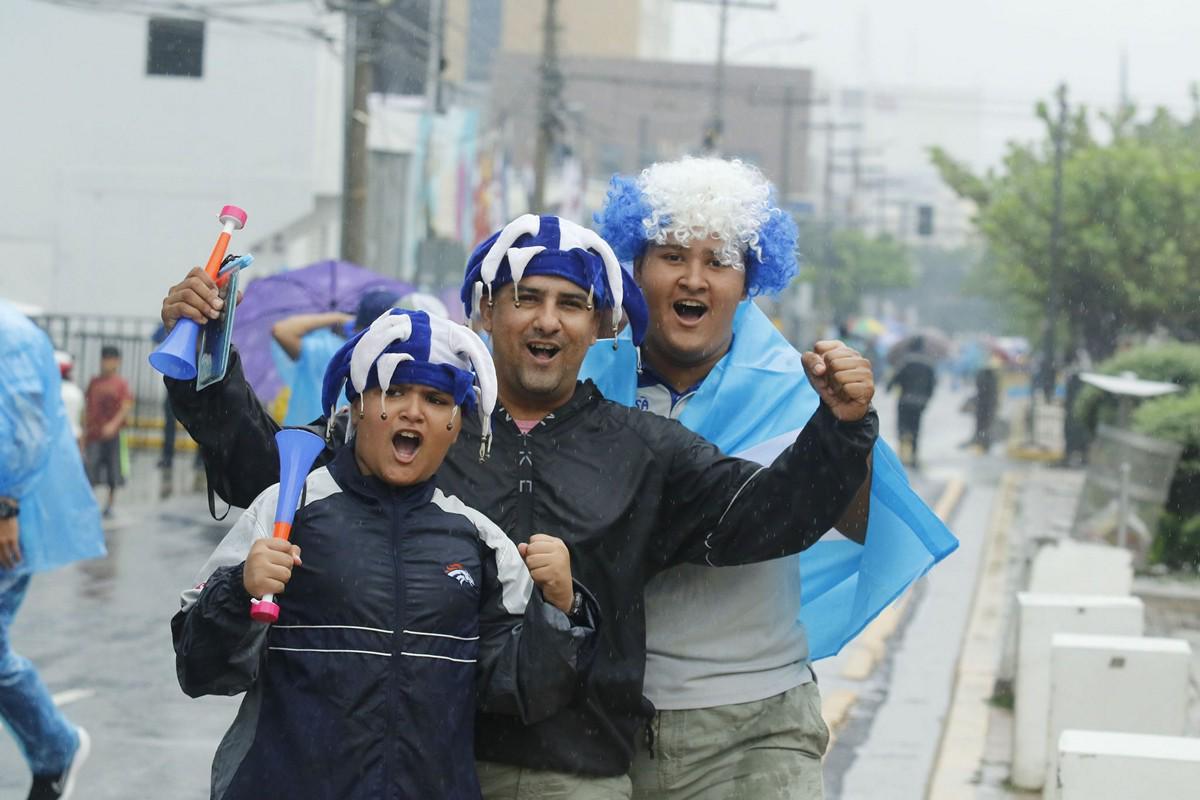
[[585, 156, 957, 799]]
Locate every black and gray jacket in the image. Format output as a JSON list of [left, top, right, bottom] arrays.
[[171, 444, 599, 799], [168, 348, 876, 778]]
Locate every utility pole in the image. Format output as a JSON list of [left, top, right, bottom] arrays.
[[804, 120, 860, 336], [340, 6, 373, 266], [708, 0, 731, 153], [1040, 84, 1069, 403], [425, 0, 444, 116], [745, 86, 826, 204], [532, 0, 561, 211], [778, 84, 795, 200], [675, 0, 776, 153], [420, 0, 444, 241], [823, 122, 836, 224]]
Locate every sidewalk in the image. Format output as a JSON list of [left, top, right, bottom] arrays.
[[928, 459, 1200, 797]]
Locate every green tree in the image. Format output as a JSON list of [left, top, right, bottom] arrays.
[[931, 89, 1200, 360], [799, 223, 914, 323]]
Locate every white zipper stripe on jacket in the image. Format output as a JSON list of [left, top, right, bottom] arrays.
[[400, 651, 477, 664], [274, 624, 393, 634], [269, 646, 391, 657], [403, 629, 480, 641]]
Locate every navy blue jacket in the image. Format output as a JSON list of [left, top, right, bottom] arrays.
[[171, 445, 598, 799]]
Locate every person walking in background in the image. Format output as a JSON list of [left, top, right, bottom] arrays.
[[54, 352, 84, 453], [150, 325, 177, 472], [83, 345, 133, 517], [1, 300, 106, 800], [965, 354, 1002, 453], [888, 336, 938, 468], [1061, 349, 1090, 466]]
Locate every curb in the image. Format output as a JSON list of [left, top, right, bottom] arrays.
[[926, 470, 1022, 799]]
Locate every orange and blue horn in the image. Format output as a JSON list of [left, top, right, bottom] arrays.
[[149, 205, 247, 380], [249, 428, 327, 623]]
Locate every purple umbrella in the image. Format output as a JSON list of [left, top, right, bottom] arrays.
[[232, 260, 412, 402]]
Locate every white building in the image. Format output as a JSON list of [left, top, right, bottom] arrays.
[[0, 0, 344, 318], [818, 83, 987, 249]]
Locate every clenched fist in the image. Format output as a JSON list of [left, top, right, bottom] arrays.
[[517, 534, 574, 614], [243, 538, 303, 598], [801, 340, 875, 422]]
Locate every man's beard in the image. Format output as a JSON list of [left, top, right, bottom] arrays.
[[513, 362, 568, 398]]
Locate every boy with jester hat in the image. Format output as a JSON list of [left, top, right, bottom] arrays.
[[587, 156, 958, 798], [171, 309, 601, 800], [159, 214, 876, 798]]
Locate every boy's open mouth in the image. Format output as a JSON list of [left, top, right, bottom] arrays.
[[392, 430, 422, 463], [527, 342, 561, 364], [673, 299, 708, 323]]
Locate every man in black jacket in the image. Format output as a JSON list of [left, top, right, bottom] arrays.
[[163, 214, 877, 798]]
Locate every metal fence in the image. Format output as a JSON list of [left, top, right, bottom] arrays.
[[1071, 423, 1184, 559], [33, 313, 167, 426]]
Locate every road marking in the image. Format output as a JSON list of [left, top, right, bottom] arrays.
[[52, 688, 96, 707], [839, 474, 967, 682], [926, 470, 1021, 799]]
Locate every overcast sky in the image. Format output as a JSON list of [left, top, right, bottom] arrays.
[[671, 0, 1200, 167]]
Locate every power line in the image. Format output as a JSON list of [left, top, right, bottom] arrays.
[[33, 0, 338, 45]]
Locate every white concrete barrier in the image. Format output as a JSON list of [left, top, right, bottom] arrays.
[[1028, 540, 1133, 596], [1057, 730, 1200, 800], [1044, 634, 1192, 800], [1010, 594, 1144, 790]]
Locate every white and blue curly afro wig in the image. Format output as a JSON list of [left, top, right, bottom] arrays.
[[595, 156, 799, 297]]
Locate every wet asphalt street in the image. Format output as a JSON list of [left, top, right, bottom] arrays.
[[1, 393, 976, 799], [1, 458, 240, 799]]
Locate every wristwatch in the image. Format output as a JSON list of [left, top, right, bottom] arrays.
[[0, 499, 19, 520], [567, 590, 586, 622]]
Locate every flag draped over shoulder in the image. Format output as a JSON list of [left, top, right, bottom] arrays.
[[580, 300, 959, 659]]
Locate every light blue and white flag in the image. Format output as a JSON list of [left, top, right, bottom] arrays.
[[581, 300, 959, 659]]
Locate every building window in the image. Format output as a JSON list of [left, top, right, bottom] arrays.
[[147, 18, 204, 78]]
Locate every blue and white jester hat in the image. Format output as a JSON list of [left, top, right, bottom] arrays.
[[460, 214, 649, 345], [321, 309, 497, 460], [595, 156, 799, 297]]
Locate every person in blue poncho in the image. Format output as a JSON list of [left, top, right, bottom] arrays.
[[0, 300, 106, 800], [586, 156, 958, 799]]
